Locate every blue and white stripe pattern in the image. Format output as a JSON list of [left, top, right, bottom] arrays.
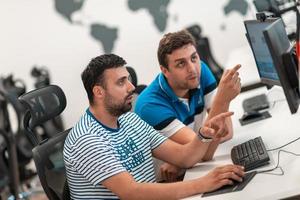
[[63, 110, 167, 199]]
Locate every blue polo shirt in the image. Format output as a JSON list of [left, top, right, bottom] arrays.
[[135, 62, 217, 132]]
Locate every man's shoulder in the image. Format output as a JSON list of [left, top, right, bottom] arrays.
[[135, 78, 172, 109], [121, 112, 139, 121], [135, 92, 173, 116], [137, 76, 162, 100], [66, 112, 105, 145]]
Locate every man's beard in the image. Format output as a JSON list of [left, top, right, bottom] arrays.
[[104, 92, 133, 117], [177, 79, 199, 90]]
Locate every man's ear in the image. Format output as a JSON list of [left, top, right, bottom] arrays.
[[92, 85, 104, 99], [160, 65, 169, 77]]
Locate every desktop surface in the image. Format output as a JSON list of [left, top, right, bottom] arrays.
[[183, 87, 300, 200]]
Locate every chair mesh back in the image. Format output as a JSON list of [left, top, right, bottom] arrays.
[[0, 134, 9, 190], [33, 129, 70, 200], [19, 85, 66, 130], [126, 66, 137, 87]]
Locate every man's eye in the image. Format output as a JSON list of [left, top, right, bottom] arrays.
[[191, 56, 197, 62], [177, 61, 185, 68], [117, 80, 125, 85]]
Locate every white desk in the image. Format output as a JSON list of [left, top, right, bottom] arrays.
[[183, 87, 300, 200]]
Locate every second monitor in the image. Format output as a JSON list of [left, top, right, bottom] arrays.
[[244, 18, 299, 114]]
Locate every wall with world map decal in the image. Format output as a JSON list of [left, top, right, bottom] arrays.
[[0, 0, 258, 128]]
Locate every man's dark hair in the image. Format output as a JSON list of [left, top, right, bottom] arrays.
[[81, 54, 127, 104], [157, 30, 196, 68]]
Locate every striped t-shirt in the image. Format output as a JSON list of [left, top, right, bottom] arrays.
[[63, 110, 167, 199]]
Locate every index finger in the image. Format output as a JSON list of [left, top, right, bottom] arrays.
[[229, 64, 241, 75], [216, 111, 234, 119]]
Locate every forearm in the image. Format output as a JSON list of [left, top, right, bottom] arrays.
[[207, 91, 230, 120], [125, 178, 205, 200], [175, 136, 211, 168]]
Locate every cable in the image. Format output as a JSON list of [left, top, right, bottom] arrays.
[[267, 136, 300, 151], [268, 98, 286, 110], [257, 149, 284, 175], [257, 149, 300, 175]]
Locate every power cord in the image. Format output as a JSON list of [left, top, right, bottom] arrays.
[[268, 98, 287, 110], [255, 135, 300, 175], [257, 149, 300, 176], [267, 136, 300, 151]]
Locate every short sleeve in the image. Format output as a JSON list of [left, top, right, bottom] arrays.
[[129, 112, 168, 149], [137, 101, 177, 130], [69, 134, 126, 186], [148, 126, 168, 150]]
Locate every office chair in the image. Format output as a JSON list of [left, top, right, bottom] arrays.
[[186, 25, 224, 83], [0, 97, 15, 199], [126, 66, 147, 94], [126, 66, 147, 111], [0, 76, 35, 199], [19, 85, 70, 200], [31, 66, 65, 138]]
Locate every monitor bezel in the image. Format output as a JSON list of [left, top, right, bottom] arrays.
[[244, 19, 281, 86], [263, 18, 299, 114]]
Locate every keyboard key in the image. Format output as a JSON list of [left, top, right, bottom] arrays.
[[231, 136, 270, 171]]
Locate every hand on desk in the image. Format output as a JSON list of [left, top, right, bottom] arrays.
[[160, 163, 183, 182], [200, 164, 245, 193]]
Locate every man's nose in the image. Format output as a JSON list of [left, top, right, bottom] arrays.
[[186, 61, 196, 73], [127, 80, 136, 92]]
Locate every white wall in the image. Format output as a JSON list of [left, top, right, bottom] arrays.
[[0, 0, 257, 128]]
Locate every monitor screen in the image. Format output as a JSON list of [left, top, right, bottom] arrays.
[[253, 0, 279, 13], [244, 19, 280, 86], [263, 18, 299, 114]]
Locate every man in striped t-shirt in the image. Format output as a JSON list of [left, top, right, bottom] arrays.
[[63, 54, 244, 199], [135, 30, 242, 182]]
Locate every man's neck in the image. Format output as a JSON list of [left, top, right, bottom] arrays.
[[174, 88, 189, 99], [167, 79, 189, 98], [89, 105, 119, 129]]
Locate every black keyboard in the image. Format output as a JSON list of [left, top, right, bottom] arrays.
[[231, 136, 270, 171]]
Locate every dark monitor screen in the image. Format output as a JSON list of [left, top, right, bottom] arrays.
[[263, 18, 299, 114], [253, 0, 279, 13], [244, 19, 280, 86]]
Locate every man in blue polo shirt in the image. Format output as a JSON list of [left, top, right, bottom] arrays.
[[135, 30, 241, 182]]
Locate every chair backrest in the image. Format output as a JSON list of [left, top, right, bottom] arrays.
[[19, 85, 66, 146], [126, 66, 138, 87], [196, 37, 224, 82], [186, 25, 224, 82], [31, 67, 65, 137], [126, 66, 147, 93], [126, 66, 147, 111], [0, 133, 9, 192], [19, 85, 70, 200], [32, 129, 70, 200], [0, 75, 33, 162]]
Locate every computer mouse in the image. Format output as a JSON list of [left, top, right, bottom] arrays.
[[241, 111, 263, 121]]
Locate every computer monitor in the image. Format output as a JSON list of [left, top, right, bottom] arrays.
[[253, 0, 280, 14], [263, 18, 300, 113], [244, 19, 280, 86], [253, 0, 280, 15]]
